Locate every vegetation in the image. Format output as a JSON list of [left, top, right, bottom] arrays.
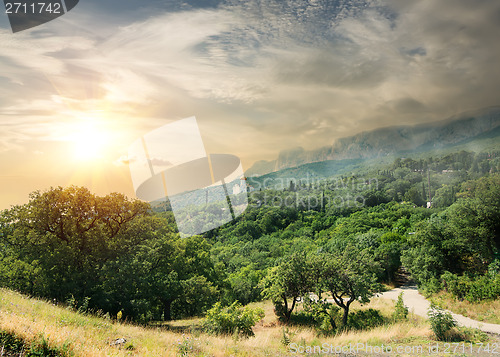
[[0, 330, 70, 357], [427, 305, 457, 341], [392, 292, 409, 322], [0, 148, 499, 354], [3, 287, 493, 357], [202, 302, 264, 337], [429, 291, 500, 324]]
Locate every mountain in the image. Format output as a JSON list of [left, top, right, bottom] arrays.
[[246, 107, 500, 176]]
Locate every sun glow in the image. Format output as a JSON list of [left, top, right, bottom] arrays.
[[71, 121, 109, 161]]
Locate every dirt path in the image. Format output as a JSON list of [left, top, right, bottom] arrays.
[[377, 285, 500, 335]]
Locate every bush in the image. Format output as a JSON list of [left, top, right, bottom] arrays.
[[428, 304, 456, 341], [453, 327, 489, 343], [301, 297, 341, 334], [202, 302, 264, 337], [280, 327, 294, 347], [441, 271, 500, 302], [347, 309, 385, 330], [0, 330, 25, 354], [0, 331, 70, 357], [423, 277, 442, 296], [392, 292, 408, 321], [288, 310, 317, 327]]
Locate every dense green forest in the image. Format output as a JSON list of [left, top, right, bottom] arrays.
[[0, 149, 499, 329]]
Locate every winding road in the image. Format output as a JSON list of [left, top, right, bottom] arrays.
[[377, 285, 500, 335]]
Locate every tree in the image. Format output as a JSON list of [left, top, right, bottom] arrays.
[[0, 186, 149, 303], [228, 265, 266, 305], [402, 176, 500, 287], [261, 253, 311, 322], [433, 185, 456, 208], [319, 246, 382, 327], [375, 232, 405, 282], [401, 218, 448, 286], [404, 187, 425, 206], [135, 234, 221, 320]]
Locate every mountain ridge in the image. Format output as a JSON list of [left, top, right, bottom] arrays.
[[246, 107, 500, 176]]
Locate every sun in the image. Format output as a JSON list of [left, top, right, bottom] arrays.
[[71, 121, 109, 161]]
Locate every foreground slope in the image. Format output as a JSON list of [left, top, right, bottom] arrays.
[[0, 288, 477, 357]]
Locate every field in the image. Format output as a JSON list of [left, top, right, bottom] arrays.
[[1, 288, 498, 357]]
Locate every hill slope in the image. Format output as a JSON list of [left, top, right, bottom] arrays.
[[247, 107, 500, 176], [0, 288, 458, 357]]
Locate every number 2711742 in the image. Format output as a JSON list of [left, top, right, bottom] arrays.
[[5, 2, 62, 14]]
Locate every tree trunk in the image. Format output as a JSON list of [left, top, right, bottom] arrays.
[[163, 300, 172, 321], [342, 307, 349, 327], [288, 297, 297, 321], [341, 300, 354, 327]]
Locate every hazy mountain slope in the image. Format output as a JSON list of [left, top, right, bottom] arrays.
[[247, 117, 500, 189], [246, 107, 500, 176]]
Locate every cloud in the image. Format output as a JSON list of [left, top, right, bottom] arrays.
[[113, 155, 172, 168], [113, 155, 133, 166], [1, 0, 500, 163], [149, 157, 173, 167]]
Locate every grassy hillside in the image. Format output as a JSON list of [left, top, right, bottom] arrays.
[[1, 288, 496, 356]]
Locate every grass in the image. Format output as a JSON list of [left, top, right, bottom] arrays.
[[429, 291, 500, 325], [0, 288, 495, 356]]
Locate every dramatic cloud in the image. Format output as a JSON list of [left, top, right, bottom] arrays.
[[0, 0, 499, 207]]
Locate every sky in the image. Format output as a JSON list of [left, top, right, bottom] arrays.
[[1, 0, 500, 209]]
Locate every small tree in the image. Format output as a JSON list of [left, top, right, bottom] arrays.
[[428, 304, 456, 341], [320, 246, 382, 327], [261, 253, 311, 322], [392, 292, 408, 321]]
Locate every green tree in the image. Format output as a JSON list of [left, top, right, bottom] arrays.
[[320, 246, 382, 327], [0, 186, 149, 303], [404, 187, 425, 206], [376, 232, 405, 282], [261, 253, 311, 322]]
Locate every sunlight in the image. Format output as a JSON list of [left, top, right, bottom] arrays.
[[71, 121, 109, 161]]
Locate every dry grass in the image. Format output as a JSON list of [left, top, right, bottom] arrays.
[[0, 288, 493, 356], [430, 291, 500, 324]]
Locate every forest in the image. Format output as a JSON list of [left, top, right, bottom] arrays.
[[0, 149, 499, 334]]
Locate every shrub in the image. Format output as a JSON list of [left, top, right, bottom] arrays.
[[347, 309, 385, 330], [454, 327, 489, 343], [77, 297, 91, 314], [488, 260, 500, 276], [301, 298, 341, 335], [29, 334, 71, 357], [392, 292, 409, 321], [0, 330, 25, 354], [288, 310, 317, 327], [465, 275, 500, 302], [441, 271, 500, 302], [423, 277, 442, 295], [0, 331, 70, 357], [280, 327, 293, 347], [202, 302, 264, 337], [428, 304, 456, 341]]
